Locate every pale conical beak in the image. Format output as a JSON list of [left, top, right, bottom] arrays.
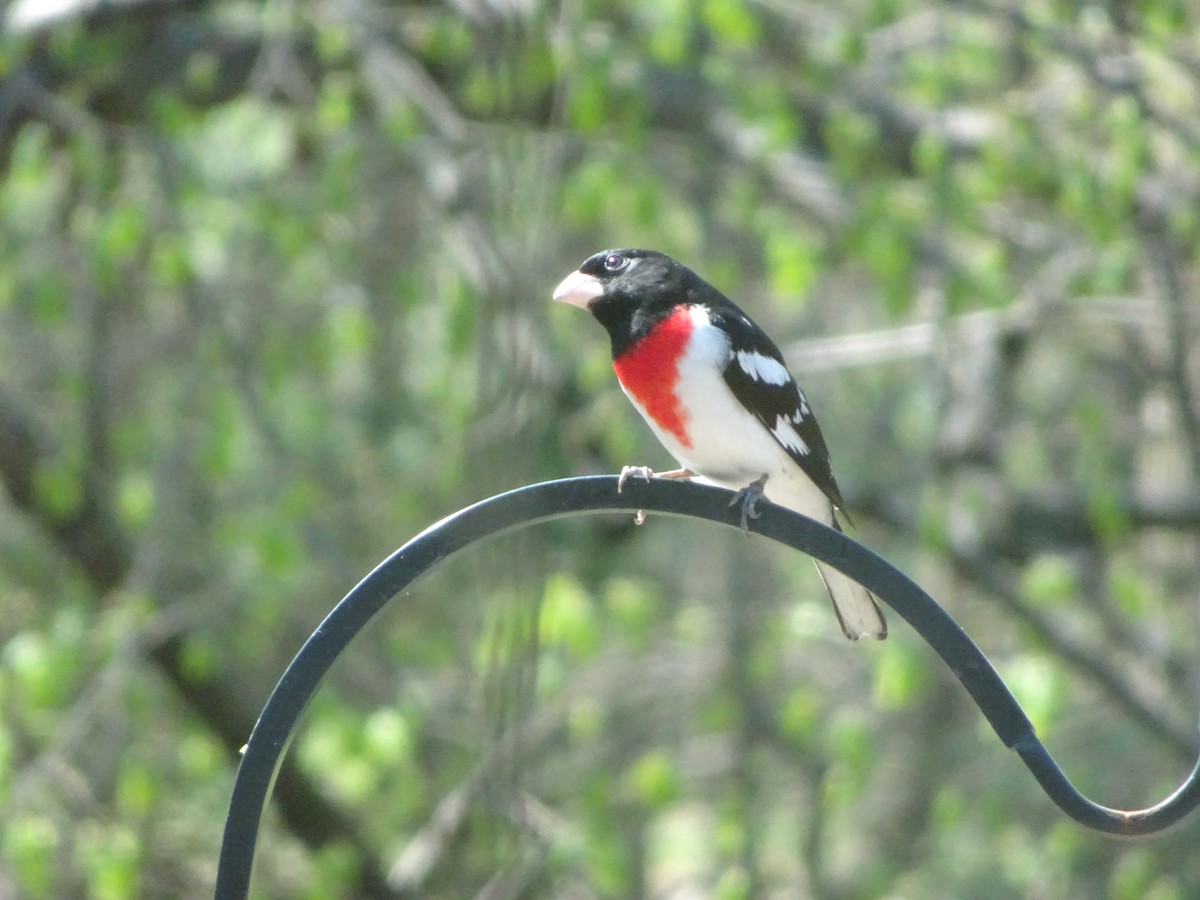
[[552, 270, 604, 308]]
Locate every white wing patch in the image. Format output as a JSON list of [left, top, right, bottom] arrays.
[[735, 349, 791, 385], [772, 414, 809, 456]]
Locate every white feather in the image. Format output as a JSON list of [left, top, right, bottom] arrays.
[[735, 349, 791, 385], [771, 414, 810, 456]]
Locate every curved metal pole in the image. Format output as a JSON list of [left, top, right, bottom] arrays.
[[215, 476, 1200, 899]]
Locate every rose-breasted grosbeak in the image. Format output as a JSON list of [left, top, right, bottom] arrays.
[[553, 248, 887, 640]]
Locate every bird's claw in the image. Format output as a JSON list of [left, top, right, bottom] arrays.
[[730, 474, 769, 534], [618, 465, 655, 493]]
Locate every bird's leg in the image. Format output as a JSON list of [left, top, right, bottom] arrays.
[[730, 473, 769, 534], [617, 466, 694, 492], [656, 468, 695, 480]]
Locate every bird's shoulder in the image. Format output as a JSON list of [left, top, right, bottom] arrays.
[[700, 301, 791, 381]]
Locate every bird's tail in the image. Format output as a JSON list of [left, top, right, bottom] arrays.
[[715, 472, 887, 640], [815, 561, 887, 640], [815, 519, 887, 640]]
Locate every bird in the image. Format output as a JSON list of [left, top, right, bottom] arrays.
[[552, 248, 887, 640]]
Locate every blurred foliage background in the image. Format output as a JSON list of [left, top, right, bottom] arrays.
[[1, 0, 1198, 897]]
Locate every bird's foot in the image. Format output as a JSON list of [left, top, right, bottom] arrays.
[[619, 467, 695, 526], [730, 474, 769, 534], [617, 466, 655, 493], [617, 466, 694, 492]]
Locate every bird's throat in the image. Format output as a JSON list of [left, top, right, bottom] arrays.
[[613, 306, 694, 449]]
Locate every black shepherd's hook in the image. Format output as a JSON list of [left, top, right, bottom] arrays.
[[215, 476, 1200, 899]]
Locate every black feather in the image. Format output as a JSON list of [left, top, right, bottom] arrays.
[[708, 306, 849, 514]]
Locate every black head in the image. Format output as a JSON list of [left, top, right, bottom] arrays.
[[553, 249, 706, 354]]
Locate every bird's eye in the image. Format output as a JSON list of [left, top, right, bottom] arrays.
[[603, 253, 628, 272]]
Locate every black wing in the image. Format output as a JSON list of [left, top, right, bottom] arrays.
[[709, 305, 849, 513]]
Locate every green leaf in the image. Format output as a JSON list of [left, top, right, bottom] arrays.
[[1020, 555, 1078, 608], [603, 577, 658, 641], [703, 0, 759, 47], [763, 226, 818, 301], [75, 822, 141, 900], [362, 707, 412, 766], [715, 866, 753, 900], [872, 640, 929, 710], [116, 473, 155, 529], [1002, 655, 1062, 733], [3, 814, 58, 897], [540, 573, 598, 658], [625, 749, 680, 808], [779, 687, 820, 743]]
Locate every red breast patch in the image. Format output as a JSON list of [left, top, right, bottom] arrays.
[[613, 306, 694, 448]]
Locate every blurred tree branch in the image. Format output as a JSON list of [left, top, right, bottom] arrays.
[[0, 387, 132, 590], [859, 478, 1198, 762], [947, 547, 1197, 763], [0, 385, 398, 898]]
